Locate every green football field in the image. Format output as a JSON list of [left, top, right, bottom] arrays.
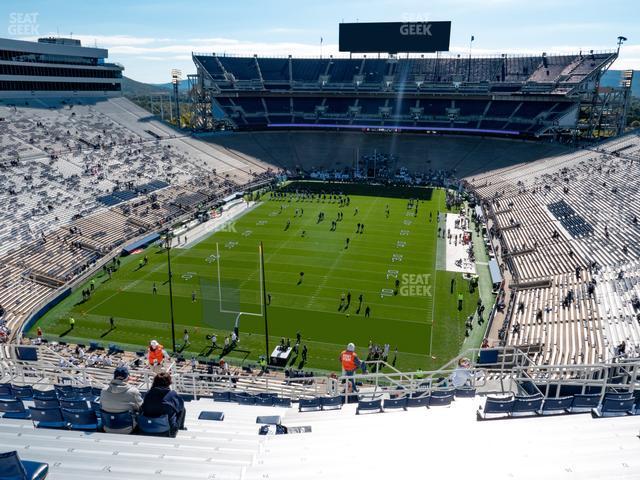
[[32, 183, 481, 372]]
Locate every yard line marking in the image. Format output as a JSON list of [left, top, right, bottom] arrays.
[[305, 196, 380, 310]]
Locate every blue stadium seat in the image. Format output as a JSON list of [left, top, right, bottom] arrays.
[[356, 399, 383, 415], [383, 397, 408, 411], [54, 385, 74, 399], [429, 393, 454, 407], [138, 414, 171, 436], [0, 451, 49, 480], [91, 387, 103, 398], [455, 387, 476, 398], [11, 385, 34, 401], [59, 399, 89, 411], [0, 383, 14, 399], [62, 408, 100, 431], [272, 397, 292, 408], [477, 396, 514, 420], [592, 395, 635, 418], [237, 395, 256, 406], [33, 398, 60, 409], [198, 411, 224, 422], [231, 392, 250, 403], [602, 391, 633, 401], [540, 396, 574, 415], [29, 407, 67, 429], [320, 396, 343, 411], [298, 398, 321, 412], [32, 390, 57, 401], [406, 395, 430, 408], [0, 399, 31, 419], [256, 415, 281, 425], [477, 349, 499, 365], [431, 388, 456, 398], [213, 391, 231, 402], [100, 410, 135, 431], [72, 386, 94, 400], [258, 392, 278, 399], [255, 396, 274, 406], [632, 390, 640, 415], [570, 393, 601, 413], [512, 395, 543, 416], [90, 401, 101, 415]]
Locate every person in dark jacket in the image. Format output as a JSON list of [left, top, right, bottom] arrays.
[[141, 371, 186, 437]]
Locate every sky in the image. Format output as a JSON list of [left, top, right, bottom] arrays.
[[2, 0, 638, 83]]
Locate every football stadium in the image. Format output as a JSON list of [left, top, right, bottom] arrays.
[[0, 2, 639, 479]]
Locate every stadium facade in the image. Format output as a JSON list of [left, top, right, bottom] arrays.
[[190, 51, 631, 140], [0, 37, 123, 98]]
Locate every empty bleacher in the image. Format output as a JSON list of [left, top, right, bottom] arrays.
[[196, 52, 614, 135], [467, 131, 640, 366]]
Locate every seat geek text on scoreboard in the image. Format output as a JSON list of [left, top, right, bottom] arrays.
[[339, 21, 451, 53]]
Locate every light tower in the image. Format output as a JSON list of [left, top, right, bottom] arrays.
[[171, 68, 182, 127]]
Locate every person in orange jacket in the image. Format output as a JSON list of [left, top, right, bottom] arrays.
[[339, 342, 364, 392], [148, 339, 168, 373]]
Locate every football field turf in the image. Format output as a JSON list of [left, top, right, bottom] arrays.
[[33, 183, 480, 372]]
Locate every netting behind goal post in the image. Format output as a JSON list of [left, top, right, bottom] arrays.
[[200, 243, 263, 335]]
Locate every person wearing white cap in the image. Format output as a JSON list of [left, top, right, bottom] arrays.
[[339, 342, 363, 392], [148, 339, 168, 373]]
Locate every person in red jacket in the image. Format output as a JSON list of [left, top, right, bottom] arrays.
[[339, 342, 363, 392]]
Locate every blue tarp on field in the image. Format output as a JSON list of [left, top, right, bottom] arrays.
[[121, 232, 161, 255], [488, 259, 503, 287]]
